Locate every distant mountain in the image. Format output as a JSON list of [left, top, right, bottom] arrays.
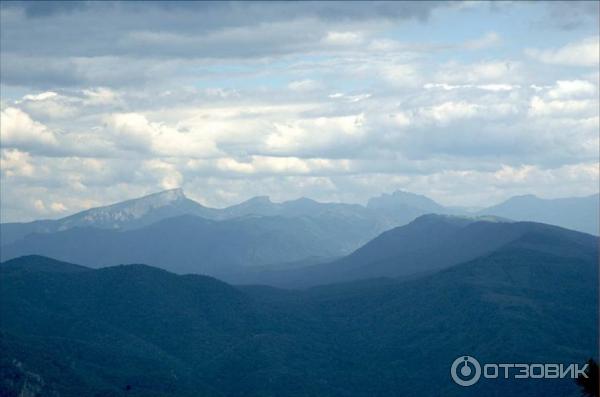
[[0, 189, 446, 273], [0, 189, 216, 245], [368, 190, 447, 213], [479, 193, 599, 235], [1, 246, 597, 396], [0, 255, 89, 274], [220, 195, 390, 235], [366, 190, 452, 224], [0, 190, 396, 257], [0, 214, 381, 274], [2, 189, 598, 277], [56, 188, 217, 229], [229, 214, 598, 287], [218, 195, 372, 219], [0, 189, 451, 247], [221, 195, 280, 217]]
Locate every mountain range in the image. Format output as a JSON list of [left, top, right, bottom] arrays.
[[477, 193, 599, 235], [1, 189, 597, 281], [208, 214, 598, 287], [1, 215, 597, 396]]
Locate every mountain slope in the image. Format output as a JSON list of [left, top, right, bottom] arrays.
[[479, 193, 599, 235], [289, 244, 598, 397], [366, 190, 452, 224], [230, 215, 597, 287], [0, 255, 90, 274], [0, 214, 376, 274], [0, 189, 216, 245], [0, 190, 391, 260], [0, 256, 257, 396], [0, 189, 454, 248], [1, 246, 597, 397]]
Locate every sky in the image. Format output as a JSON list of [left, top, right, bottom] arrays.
[[0, 1, 598, 222]]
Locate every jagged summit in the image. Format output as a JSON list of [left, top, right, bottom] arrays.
[[2, 188, 597, 252], [31, 187, 217, 232], [120, 187, 187, 207], [286, 197, 318, 205], [241, 196, 272, 204], [90, 188, 188, 212], [221, 195, 276, 218], [63, 188, 189, 225], [367, 190, 445, 212], [149, 187, 186, 200]]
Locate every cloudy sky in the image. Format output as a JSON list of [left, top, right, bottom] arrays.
[[1, 1, 598, 222]]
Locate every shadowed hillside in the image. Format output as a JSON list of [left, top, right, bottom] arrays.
[[1, 244, 597, 396]]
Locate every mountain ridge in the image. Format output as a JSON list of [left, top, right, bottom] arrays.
[[2, 189, 598, 242], [1, 245, 597, 396], [223, 214, 598, 287]]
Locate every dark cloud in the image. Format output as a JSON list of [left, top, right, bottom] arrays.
[[542, 1, 600, 31], [0, 1, 446, 56], [0, 1, 450, 88], [4, 1, 88, 18], [3, 1, 444, 22], [0, 5, 397, 89]]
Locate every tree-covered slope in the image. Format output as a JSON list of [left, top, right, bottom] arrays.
[[1, 244, 597, 397], [0, 213, 378, 274], [226, 214, 597, 287]]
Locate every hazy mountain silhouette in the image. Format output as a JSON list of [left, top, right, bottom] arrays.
[[1, 243, 596, 396], [226, 214, 598, 287], [0, 214, 377, 274], [0, 255, 89, 274], [0, 189, 452, 245], [3, 190, 599, 246], [0, 189, 216, 245], [368, 190, 445, 211], [2, 190, 598, 279], [0, 189, 450, 273], [479, 193, 599, 235]]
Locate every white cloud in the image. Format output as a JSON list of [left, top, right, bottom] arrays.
[[380, 64, 422, 87], [436, 60, 520, 84], [463, 32, 501, 50], [22, 92, 59, 102], [546, 80, 597, 99], [424, 83, 519, 91], [1, 2, 599, 221], [264, 114, 366, 156], [528, 96, 597, 117], [17, 91, 79, 120], [413, 100, 518, 125], [528, 80, 598, 117], [1, 149, 35, 178], [322, 31, 364, 47], [288, 79, 320, 92], [82, 87, 119, 106], [526, 36, 599, 67], [143, 159, 183, 189], [0, 107, 59, 150], [105, 112, 220, 158], [420, 101, 479, 124]]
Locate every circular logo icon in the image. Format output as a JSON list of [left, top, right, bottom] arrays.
[[451, 355, 481, 387]]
